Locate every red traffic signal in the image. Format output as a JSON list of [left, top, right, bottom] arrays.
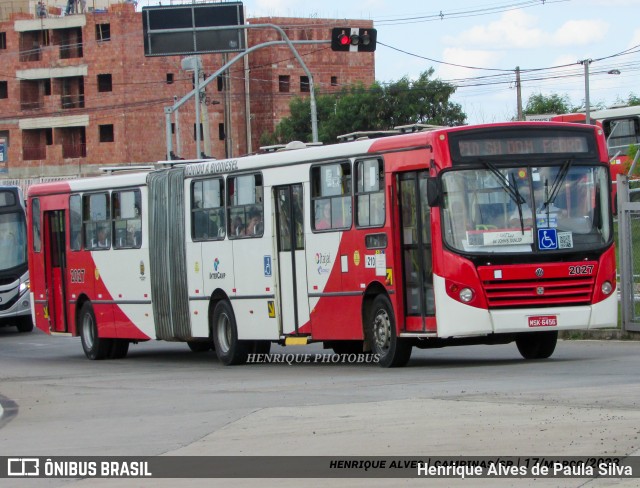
[[331, 27, 377, 52]]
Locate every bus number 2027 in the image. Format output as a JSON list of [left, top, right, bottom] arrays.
[[70, 269, 86, 283], [568, 265, 594, 276]]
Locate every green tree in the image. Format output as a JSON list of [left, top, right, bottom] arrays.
[[522, 93, 574, 116], [627, 93, 640, 106], [263, 68, 466, 145]]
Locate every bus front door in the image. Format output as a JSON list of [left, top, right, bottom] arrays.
[[43, 210, 68, 332], [274, 184, 309, 335], [398, 171, 435, 330]]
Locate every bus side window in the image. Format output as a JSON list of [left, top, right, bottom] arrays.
[[192, 178, 225, 241], [83, 192, 110, 250], [311, 161, 352, 231], [355, 158, 384, 228], [227, 174, 263, 239], [32, 198, 41, 252], [69, 194, 82, 250], [112, 189, 141, 249]]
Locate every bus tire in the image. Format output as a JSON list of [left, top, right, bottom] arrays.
[[187, 340, 212, 352], [16, 316, 34, 333], [109, 339, 129, 359], [212, 301, 248, 366], [79, 302, 112, 360], [367, 295, 412, 368], [516, 331, 558, 359]]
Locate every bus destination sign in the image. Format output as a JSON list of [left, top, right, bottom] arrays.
[[458, 135, 589, 157]]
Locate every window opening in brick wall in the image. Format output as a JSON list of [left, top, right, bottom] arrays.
[[279, 75, 290, 93], [166, 73, 174, 84], [96, 24, 111, 41], [97, 74, 112, 92], [300, 76, 310, 93], [0, 81, 7, 99], [99, 124, 114, 143]]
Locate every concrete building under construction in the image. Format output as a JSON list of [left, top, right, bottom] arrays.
[[0, 1, 375, 179]]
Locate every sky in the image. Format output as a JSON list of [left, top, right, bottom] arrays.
[[140, 0, 640, 124]]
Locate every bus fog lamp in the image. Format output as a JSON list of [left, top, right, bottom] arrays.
[[459, 288, 474, 303], [601, 281, 613, 295]]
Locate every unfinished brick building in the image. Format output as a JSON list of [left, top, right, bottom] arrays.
[[0, 1, 375, 179]]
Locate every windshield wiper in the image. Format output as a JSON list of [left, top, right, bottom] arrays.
[[540, 159, 572, 212], [478, 159, 527, 233]]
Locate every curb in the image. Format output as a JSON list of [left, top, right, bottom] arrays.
[[559, 329, 640, 341]]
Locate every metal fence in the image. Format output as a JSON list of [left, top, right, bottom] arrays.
[[617, 174, 640, 331], [0, 176, 77, 196]]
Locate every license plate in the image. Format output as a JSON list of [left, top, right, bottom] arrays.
[[528, 315, 558, 327]]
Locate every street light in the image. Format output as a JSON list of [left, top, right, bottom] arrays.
[[581, 60, 621, 124]]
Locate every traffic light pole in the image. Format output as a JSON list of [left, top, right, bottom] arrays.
[[165, 24, 324, 160]]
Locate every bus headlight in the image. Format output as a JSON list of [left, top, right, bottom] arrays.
[[601, 281, 613, 296], [459, 288, 474, 303], [19, 280, 30, 294]]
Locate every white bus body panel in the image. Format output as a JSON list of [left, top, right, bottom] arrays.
[[434, 274, 618, 338]]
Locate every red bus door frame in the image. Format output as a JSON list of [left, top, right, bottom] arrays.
[[397, 171, 435, 332], [43, 210, 68, 333]]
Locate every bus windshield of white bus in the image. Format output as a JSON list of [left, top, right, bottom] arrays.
[[441, 165, 611, 254], [0, 212, 27, 270]]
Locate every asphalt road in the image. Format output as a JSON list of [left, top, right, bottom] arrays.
[[1, 327, 640, 487]]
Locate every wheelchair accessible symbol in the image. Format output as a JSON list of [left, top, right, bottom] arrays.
[[538, 228, 558, 250]]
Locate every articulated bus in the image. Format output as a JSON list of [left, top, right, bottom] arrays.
[[0, 185, 32, 333], [26, 122, 617, 367]]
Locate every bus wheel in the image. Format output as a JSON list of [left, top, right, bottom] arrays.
[[212, 301, 248, 366], [367, 295, 412, 368], [516, 331, 558, 359], [79, 302, 112, 360], [109, 340, 129, 359], [16, 316, 34, 333], [187, 340, 212, 352]]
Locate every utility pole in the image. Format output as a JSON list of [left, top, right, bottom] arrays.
[[515, 66, 523, 121], [580, 59, 592, 124]]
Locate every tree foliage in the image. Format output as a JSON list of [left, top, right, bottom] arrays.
[[522, 93, 575, 116], [261, 68, 466, 145]]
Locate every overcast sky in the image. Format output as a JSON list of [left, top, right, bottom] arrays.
[[142, 0, 640, 124]]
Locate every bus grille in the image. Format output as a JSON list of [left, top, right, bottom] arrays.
[[482, 276, 594, 308]]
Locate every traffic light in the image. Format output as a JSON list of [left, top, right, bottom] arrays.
[[331, 27, 377, 52]]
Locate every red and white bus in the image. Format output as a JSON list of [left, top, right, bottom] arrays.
[[27, 122, 617, 367]]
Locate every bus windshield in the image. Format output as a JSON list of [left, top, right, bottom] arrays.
[[0, 212, 27, 270], [441, 165, 611, 254]]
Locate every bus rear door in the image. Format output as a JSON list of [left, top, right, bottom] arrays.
[[274, 184, 309, 335]]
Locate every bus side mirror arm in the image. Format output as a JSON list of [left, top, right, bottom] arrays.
[[426, 177, 441, 207]]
